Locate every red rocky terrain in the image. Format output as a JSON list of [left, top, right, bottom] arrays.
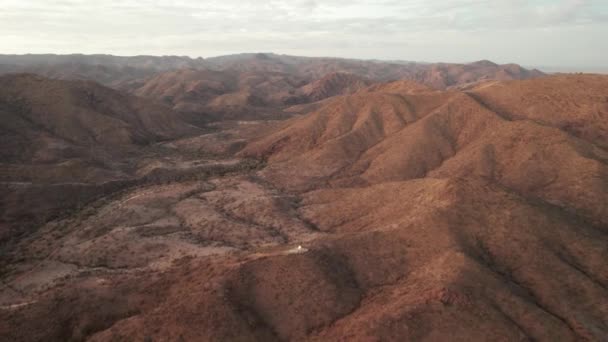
[[1, 57, 605, 341]]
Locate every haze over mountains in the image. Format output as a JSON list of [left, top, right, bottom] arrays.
[[0, 53, 545, 124], [0, 53, 544, 87], [0, 53, 607, 341]]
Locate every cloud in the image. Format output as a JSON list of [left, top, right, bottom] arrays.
[[0, 0, 606, 67], [0, 0, 602, 33], [535, 0, 589, 24]]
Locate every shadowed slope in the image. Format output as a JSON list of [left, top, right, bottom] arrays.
[[0, 73, 196, 163], [0, 74, 201, 242]]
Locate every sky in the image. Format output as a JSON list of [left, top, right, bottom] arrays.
[[1, 0, 607, 70]]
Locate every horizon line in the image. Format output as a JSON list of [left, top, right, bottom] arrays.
[[1, 52, 607, 73]]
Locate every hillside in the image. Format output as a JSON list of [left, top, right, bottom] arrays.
[[0, 73, 196, 164], [0, 74, 202, 242], [242, 75, 608, 223], [238, 75, 604, 339]]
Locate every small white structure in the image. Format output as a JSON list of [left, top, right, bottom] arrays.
[[286, 244, 309, 254]]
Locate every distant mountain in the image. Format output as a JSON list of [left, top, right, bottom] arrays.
[[132, 68, 304, 121], [0, 54, 201, 70], [205, 53, 545, 87], [297, 72, 372, 102], [0, 54, 204, 90], [414, 61, 546, 89], [131, 69, 373, 120], [0, 53, 545, 92]]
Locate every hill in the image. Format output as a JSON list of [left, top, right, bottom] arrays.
[[242, 75, 608, 223]]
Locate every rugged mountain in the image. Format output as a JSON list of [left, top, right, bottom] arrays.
[[0, 54, 545, 127], [2, 73, 605, 342], [125, 54, 544, 124], [243, 75, 608, 222]]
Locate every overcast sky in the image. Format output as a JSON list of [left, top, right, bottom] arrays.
[[1, 0, 607, 70]]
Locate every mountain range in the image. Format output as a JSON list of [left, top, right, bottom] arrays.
[[0, 53, 606, 342]]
